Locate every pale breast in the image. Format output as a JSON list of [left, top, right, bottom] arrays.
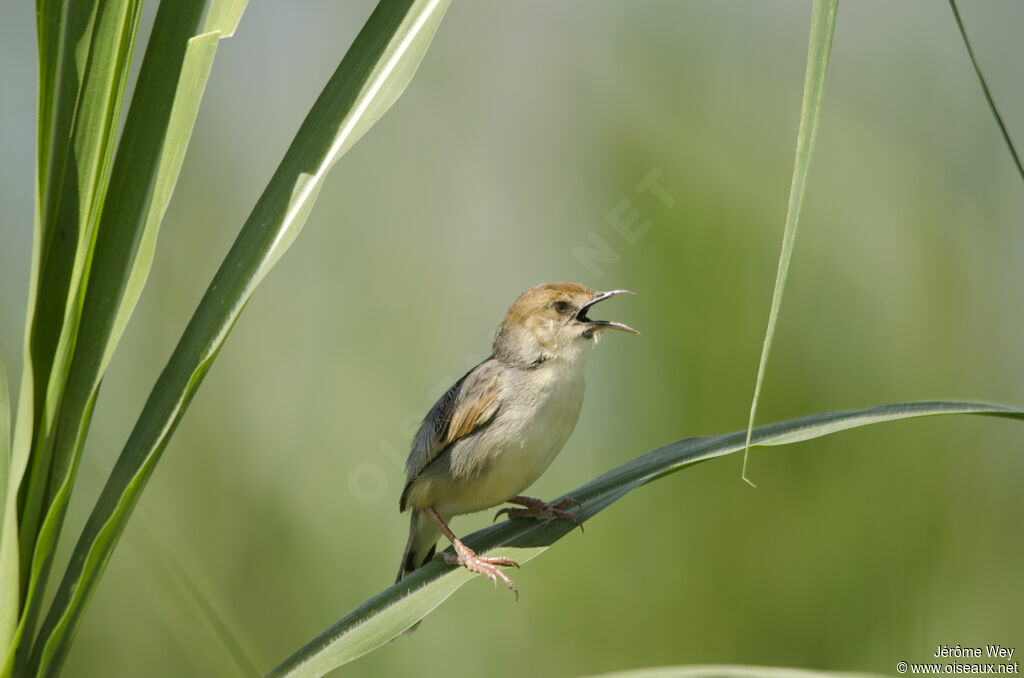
[[434, 366, 585, 516]]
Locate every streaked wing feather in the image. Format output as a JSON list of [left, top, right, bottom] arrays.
[[400, 360, 502, 510], [447, 372, 500, 442]]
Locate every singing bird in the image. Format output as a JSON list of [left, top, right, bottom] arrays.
[[396, 282, 637, 597]]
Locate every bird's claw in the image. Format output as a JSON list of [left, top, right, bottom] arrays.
[[493, 496, 584, 532], [441, 543, 519, 601]]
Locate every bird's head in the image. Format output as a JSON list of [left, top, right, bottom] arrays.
[[492, 282, 637, 367]]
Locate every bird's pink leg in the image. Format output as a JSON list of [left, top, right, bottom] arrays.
[[493, 495, 584, 531], [424, 507, 519, 600]]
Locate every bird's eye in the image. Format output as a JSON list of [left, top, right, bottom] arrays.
[[553, 301, 570, 313]]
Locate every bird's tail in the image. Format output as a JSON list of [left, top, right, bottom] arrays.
[[395, 509, 441, 583]]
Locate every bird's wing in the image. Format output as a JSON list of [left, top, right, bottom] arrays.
[[400, 359, 502, 509]]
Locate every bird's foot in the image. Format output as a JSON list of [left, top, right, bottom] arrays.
[[441, 539, 519, 600], [493, 495, 583, 532]]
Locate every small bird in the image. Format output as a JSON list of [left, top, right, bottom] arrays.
[[396, 282, 637, 598]]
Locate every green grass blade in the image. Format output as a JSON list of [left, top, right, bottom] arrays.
[[0, 360, 13, 656], [10, 4, 246, 675], [2, 0, 65, 662], [947, 0, 1024, 182], [6, 2, 143, 674], [16, 0, 143, 577], [265, 401, 1021, 678], [29, 1, 450, 675], [93, 0, 248, 381], [16, 0, 142, 561], [580, 665, 884, 678], [742, 0, 838, 484]]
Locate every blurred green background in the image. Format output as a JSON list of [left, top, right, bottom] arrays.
[[1, 1, 1022, 676]]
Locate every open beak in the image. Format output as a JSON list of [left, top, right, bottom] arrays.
[[576, 289, 639, 334]]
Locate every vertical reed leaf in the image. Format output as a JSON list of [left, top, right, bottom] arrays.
[[28, 1, 450, 674], [15, 0, 143, 587], [742, 0, 838, 483], [4, 1, 143, 672], [8, 2, 247, 676], [0, 361, 12, 653]]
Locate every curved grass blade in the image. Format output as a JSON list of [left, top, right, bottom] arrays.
[[14, 0, 144, 588], [947, 0, 1024, 182], [5, 1, 144, 673], [91, 0, 248, 379], [7, 3, 247, 676], [742, 0, 838, 484], [28, 1, 450, 675], [0, 360, 13, 654], [265, 401, 1022, 678], [581, 665, 885, 678]]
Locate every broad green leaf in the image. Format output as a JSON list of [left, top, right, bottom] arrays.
[[265, 401, 1021, 678], [12, 4, 247, 674], [29, 1, 450, 674], [0, 360, 13, 655], [5, 1, 143, 674], [16, 0, 245, 671], [581, 665, 885, 678], [7, 1, 247, 673], [742, 0, 838, 483], [96, 0, 249, 381], [15, 0, 143, 580]]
